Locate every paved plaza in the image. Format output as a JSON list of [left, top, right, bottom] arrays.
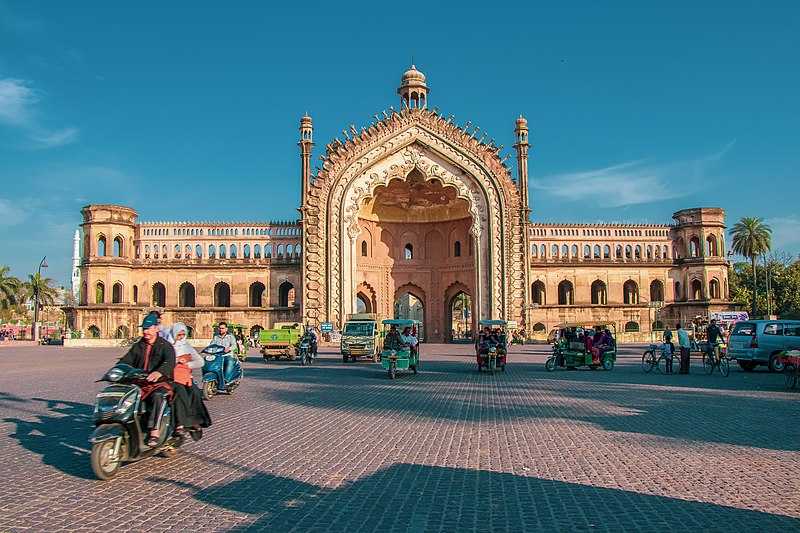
[[0, 343, 798, 532]]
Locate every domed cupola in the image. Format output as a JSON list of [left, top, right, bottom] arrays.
[[397, 64, 428, 109]]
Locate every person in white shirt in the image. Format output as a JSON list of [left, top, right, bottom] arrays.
[[401, 326, 418, 354]]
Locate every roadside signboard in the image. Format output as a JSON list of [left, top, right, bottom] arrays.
[[320, 322, 333, 333]]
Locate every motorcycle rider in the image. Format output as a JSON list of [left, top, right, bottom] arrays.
[[212, 321, 238, 377], [304, 325, 318, 358], [118, 313, 175, 447]]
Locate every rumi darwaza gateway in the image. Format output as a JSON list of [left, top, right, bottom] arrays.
[[69, 66, 734, 342]]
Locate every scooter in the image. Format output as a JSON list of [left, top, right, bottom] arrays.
[[89, 364, 184, 480], [201, 344, 243, 400]]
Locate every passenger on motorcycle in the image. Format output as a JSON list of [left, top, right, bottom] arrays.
[[170, 322, 211, 441], [117, 313, 175, 447], [305, 326, 319, 357]]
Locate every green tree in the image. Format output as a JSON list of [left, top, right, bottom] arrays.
[[24, 272, 59, 307], [729, 217, 772, 317], [0, 265, 22, 310]]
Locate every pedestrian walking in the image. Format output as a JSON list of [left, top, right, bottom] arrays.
[[677, 323, 691, 374]]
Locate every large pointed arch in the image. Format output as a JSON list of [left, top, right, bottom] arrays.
[[302, 109, 524, 329]]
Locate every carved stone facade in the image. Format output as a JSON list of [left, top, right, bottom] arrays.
[[69, 66, 733, 341]]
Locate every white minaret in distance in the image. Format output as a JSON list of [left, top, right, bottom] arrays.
[[71, 229, 81, 302]]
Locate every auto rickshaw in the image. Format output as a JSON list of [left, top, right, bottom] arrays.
[[545, 323, 617, 371], [475, 319, 508, 372], [379, 319, 420, 379]]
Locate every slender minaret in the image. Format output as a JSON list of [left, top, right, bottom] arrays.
[[514, 116, 531, 330], [298, 114, 313, 208], [71, 229, 81, 302]]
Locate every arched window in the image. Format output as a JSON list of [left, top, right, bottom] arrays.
[[709, 278, 721, 299], [219, 244, 227, 259], [557, 280, 574, 305], [208, 244, 216, 258], [265, 244, 273, 258], [286, 244, 294, 257], [625, 245, 632, 259], [624, 321, 640, 332], [654, 246, 661, 259], [162, 245, 167, 259], [277, 244, 285, 258], [249, 282, 266, 307], [571, 244, 578, 257], [675, 281, 682, 301], [531, 280, 546, 305], [185, 244, 191, 258], [533, 322, 546, 333], [97, 235, 107, 257], [95, 281, 105, 304], [706, 235, 718, 256], [214, 282, 231, 307], [691, 279, 703, 300], [113, 236, 123, 257], [689, 236, 701, 257], [88, 325, 101, 338], [615, 245, 622, 259], [646, 245, 652, 260], [650, 280, 664, 302], [112, 282, 123, 304], [230, 244, 237, 258], [296, 244, 302, 256], [603, 245, 610, 259], [551, 244, 559, 257], [404, 243, 413, 260], [583, 245, 591, 258], [132, 285, 138, 303], [652, 320, 665, 331], [174, 244, 181, 259], [562, 244, 569, 257], [152, 282, 166, 307], [254, 244, 261, 258], [540, 244, 546, 257], [144, 244, 150, 259], [278, 281, 295, 307], [195, 244, 202, 258], [594, 245, 601, 258], [244, 244, 251, 258], [454, 241, 461, 257], [179, 282, 195, 307], [115, 325, 129, 339], [623, 280, 639, 304], [591, 280, 607, 305]]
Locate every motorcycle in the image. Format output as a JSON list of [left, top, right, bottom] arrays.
[[201, 344, 243, 400], [89, 364, 184, 480], [298, 335, 315, 366]]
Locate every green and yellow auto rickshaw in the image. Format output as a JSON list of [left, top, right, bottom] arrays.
[[475, 319, 509, 372], [545, 323, 617, 371], [379, 319, 420, 379]]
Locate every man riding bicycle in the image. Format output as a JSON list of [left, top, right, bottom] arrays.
[[706, 319, 723, 362]]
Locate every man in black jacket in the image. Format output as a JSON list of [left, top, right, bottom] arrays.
[[118, 313, 176, 446]]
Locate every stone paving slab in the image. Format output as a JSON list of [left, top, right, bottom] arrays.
[[0, 344, 798, 532]]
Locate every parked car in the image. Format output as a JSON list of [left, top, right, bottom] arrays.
[[726, 320, 800, 372]]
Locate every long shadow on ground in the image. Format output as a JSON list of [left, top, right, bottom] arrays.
[[153, 463, 800, 531]]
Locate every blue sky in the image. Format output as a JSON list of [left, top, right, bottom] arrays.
[[1, 1, 799, 285]]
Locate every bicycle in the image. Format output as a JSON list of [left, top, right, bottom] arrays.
[[642, 344, 674, 374], [702, 342, 729, 377]]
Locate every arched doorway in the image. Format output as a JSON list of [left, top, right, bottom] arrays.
[[394, 291, 424, 340], [356, 293, 371, 313], [448, 291, 472, 342]]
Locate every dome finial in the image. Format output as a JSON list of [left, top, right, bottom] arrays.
[[397, 63, 428, 110]]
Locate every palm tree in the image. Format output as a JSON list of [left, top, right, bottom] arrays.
[[0, 265, 21, 310], [24, 272, 59, 307], [730, 217, 772, 317]]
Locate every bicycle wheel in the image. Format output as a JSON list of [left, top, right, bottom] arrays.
[[642, 351, 655, 373], [657, 355, 669, 374], [719, 356, 730, 377], [703, 353, 714, 375]]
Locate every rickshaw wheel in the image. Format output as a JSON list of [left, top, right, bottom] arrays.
[[544, 357, 556, 372], [602, 358, 614, 371]]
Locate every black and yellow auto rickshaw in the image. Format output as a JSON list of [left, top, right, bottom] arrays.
[[545, 323, 617, 371]]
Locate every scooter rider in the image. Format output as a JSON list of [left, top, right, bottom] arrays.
[[118, 313, 175, 447], [212, 321, 238, 376], [305, 325, 318, 358]]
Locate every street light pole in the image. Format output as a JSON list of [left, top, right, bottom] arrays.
[[33, 256, 48, 341]]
